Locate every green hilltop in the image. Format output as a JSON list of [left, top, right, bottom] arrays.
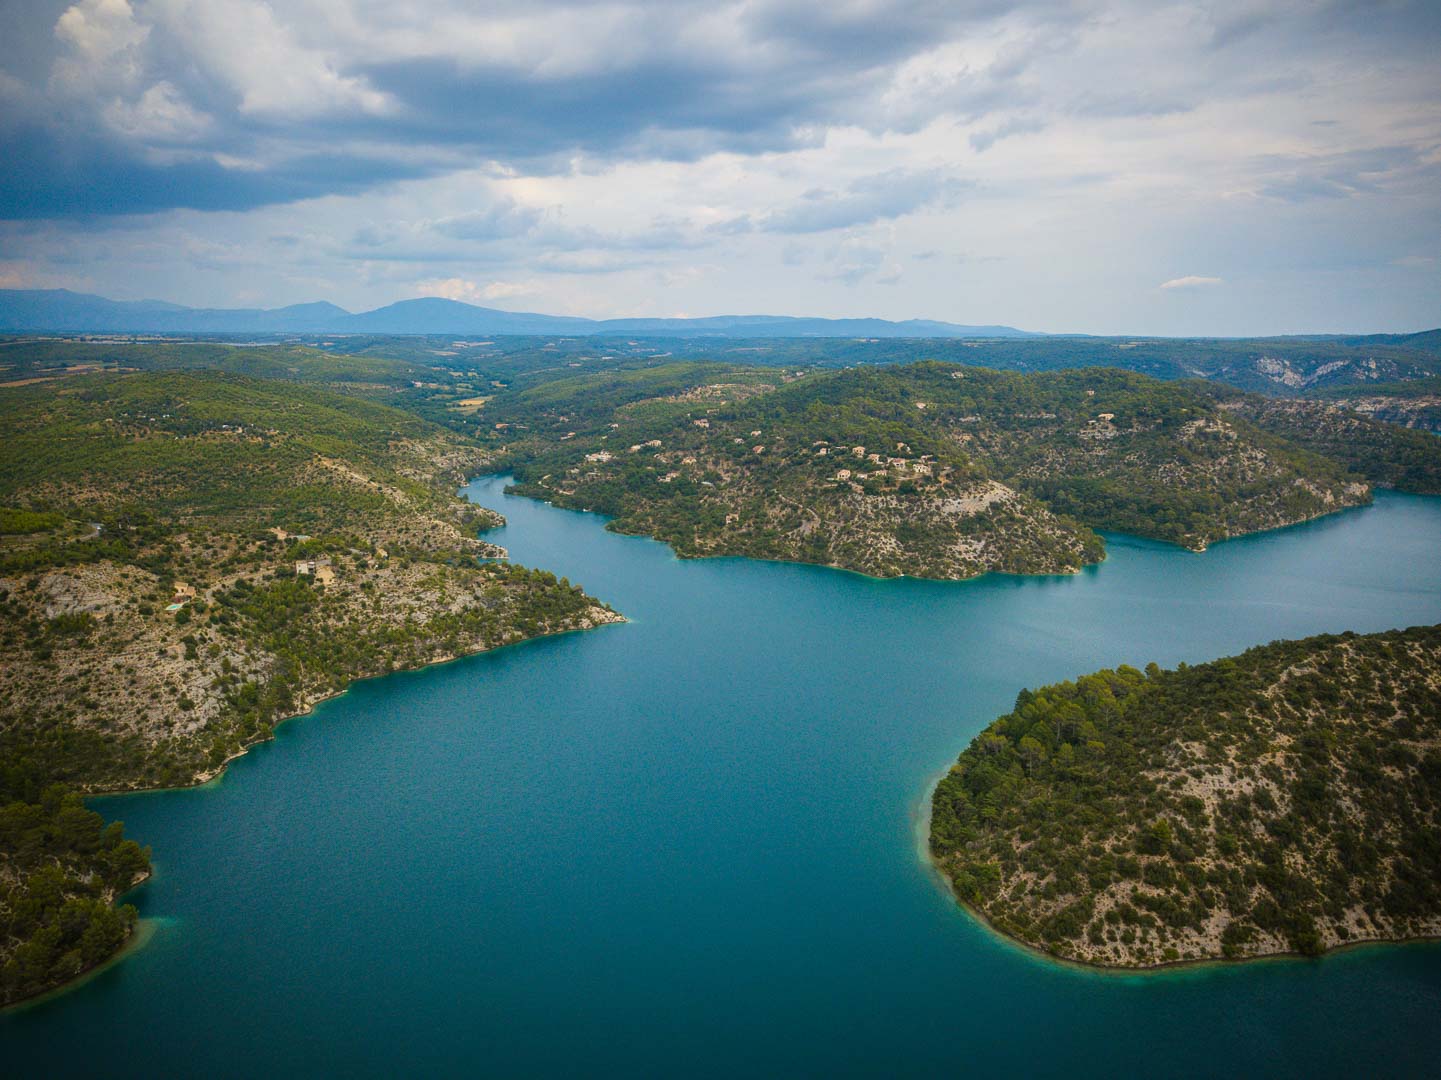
[[930, 624, 1441, 968], [490, 361, 1441, 579]]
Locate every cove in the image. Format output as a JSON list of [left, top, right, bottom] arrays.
[[4, 479, 1441, 1077]]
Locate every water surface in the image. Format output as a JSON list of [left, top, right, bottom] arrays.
[[5, 481, 1441, 1077]]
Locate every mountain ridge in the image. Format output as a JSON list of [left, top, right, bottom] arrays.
[[0, 288, 1034, 338]]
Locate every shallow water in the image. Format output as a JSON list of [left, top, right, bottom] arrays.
[[5, 480, 1441, 1077]]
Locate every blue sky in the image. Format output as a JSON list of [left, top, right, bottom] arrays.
[[0, 0, 1437, 334]]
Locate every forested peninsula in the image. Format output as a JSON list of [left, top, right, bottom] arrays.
[[494, 362, 1441, 579], [0, 368, 620, 1006], [929, 625, 1441, 968]]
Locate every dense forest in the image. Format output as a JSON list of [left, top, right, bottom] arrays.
[[0, 787, 150, 1007], [930, 625, 1441, 967]]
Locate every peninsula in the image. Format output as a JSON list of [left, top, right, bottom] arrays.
[[0, 368, 620, 1006], [929, 625, 1441, 967], [495, 362, 1441, 579]]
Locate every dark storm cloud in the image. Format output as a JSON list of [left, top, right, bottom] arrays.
[[0, 126, 435, 219], [0, 0, 1053, 221], [344, 2, 1017, 161], [4, 0, 1441, 225], [354, 58, 811, 162]]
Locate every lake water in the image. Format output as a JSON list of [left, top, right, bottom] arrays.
[[5, 479, 1441, 1077]]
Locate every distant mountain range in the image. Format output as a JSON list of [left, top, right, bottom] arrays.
[[0, 289, 1034, 339]]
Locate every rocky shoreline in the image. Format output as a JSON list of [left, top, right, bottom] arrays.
[[2, 603, 623, 1009]]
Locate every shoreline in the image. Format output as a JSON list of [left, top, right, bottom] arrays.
[[512, 489, 1103, 586], [20, 607, 625, 1010], [82, 471, 622, 802], [88, 606, 625, 801], [507, 480, 1392, 586], [1186, 489, 1377, 553], [1, 904, 159, 1014], [914, 772, 1441, 978]]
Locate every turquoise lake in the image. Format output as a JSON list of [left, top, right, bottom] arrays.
[[5, 478, 1441, 1076]]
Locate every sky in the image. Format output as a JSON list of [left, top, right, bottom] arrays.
[[0, 0, 1438, 335]]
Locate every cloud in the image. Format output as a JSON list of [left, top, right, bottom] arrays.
[[52, 0, 148, 81], [0, 0, 1046, 220], [101, 80, 211, 141], [1159, 276, 1223, 290], [820, 237, 903, 286], [535, 250, 661, 275], [0, 130, 435, 218], [429, 201, 544, 242], [1, 0, 1439, 335], [1207, 9, 1276, 51], [150, 0, 393, 119], [416, 277, 537, 304], [4, 0, 1437, 228], [1255, 146, 1429, 204], [969, 116, 1045, 152], [734, 168, 968, 235]]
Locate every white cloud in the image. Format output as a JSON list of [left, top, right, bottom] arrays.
[[415, 277, 537, 304], [101, 80, 211, 141], [477, 280, 538, 301], [50, 0, 393, 128], [429, 201, 543, 242], [145, 0, 394, 118], [50, 0, 148, 99], [1159, 275, 1223, 290], [54, 0, 147, 61], [820, 235, 903, 287]]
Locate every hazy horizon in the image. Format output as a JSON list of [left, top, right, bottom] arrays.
[[4, 283, 1440, 338], [1, 1, 1438, 336]]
